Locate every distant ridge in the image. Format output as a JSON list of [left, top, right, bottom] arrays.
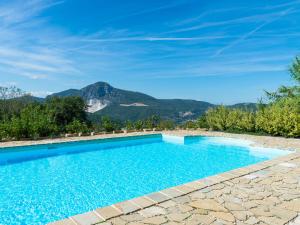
[[48, 82, 257, 122]]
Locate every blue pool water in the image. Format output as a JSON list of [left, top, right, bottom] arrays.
[[0, 134, 289, 225]]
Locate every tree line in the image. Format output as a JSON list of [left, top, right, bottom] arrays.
[[0, 94, 89, 140]]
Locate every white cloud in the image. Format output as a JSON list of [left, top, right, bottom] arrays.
[[30, 90, 53, 97], [0, 0, 82, 81]]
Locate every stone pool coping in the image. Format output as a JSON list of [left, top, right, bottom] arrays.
[[41, 131, 300, 225]]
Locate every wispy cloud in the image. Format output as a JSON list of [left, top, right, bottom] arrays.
[[213, 7, 295, 57], [170, 7, 249, 27], [166, 10, 289, 34], [0, 0, 64, 25], [81, 36, 229, 43], [0, 0, 80, 81], [99, 0, 192, 26], [143, 62, 287, 80]]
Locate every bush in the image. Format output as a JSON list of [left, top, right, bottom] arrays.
[[202, 98, 299, 137], [101, 116, 115, 132], [197, 115, 209, 129], [124, 120, 134, 130], [227, 109, 256, 132], [206, 106, 255, 132], [0, 120, 10, 140], [2, 104, 59, 140], [21, 104, 59, 139], [158, 120, 175, 130], [206, 106, 230, 131], [256, 97, 300, 137], [134, 120, 144, 130], [144, 115, 160, 129], [66, 119, 89, 134], [182, 120, 198, 129]]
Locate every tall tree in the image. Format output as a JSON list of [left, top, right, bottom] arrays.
[[46, 96, 87, 130], [0, 86, 29, 120], [265, 56, 300, 100]]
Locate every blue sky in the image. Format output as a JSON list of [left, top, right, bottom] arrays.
[[0, 0, 300, 104]]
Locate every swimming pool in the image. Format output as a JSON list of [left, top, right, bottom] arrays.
[[0, 134, 289, 224]]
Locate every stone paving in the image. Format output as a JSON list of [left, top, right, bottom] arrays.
[[49, 143, 300, 225]]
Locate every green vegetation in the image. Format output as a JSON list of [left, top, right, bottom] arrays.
[[186, 56, 300, 138], [94, 115, 174, 132], [255, 97, 299, 137], [66, 119, 89, 134], [205, 106, 256, 132], [0, 94, 89, 140]]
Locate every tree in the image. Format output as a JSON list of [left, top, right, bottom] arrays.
[[134, 120, 144, 130], [46, 96, 87, 131], [144, 115, 160, 129], [66, 119, 89, 134], [265, 56, 300, 101], [19, 104, 58, 139], [125, 120, 134, 130], [0, 86, 30, 120], [290, 56, 300, 83], [0, 94, 91, 140], [0, 86, 25, 100], [101, 116, 114, 132]]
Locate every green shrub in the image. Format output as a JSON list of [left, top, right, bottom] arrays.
[[101, 116, 115, 132], [206, 106, 256, 132], [256, 97, 300, 137], [125, 120, 134, 130], [0, 120, 10, 140], [206, 106, 230, 131], [158, 120, 175, 130], [6, 104, 59, 139], [203, 98, 299, 137], [66, 119, 89, 134], [227, 109, 256, 132], [182, 120, 198, 129], [144, 115, 160, 129], [197, 115, 209, 129]]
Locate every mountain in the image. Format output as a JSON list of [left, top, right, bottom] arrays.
[[48, 82, 257, 122], [49, 82, 216, 122]]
